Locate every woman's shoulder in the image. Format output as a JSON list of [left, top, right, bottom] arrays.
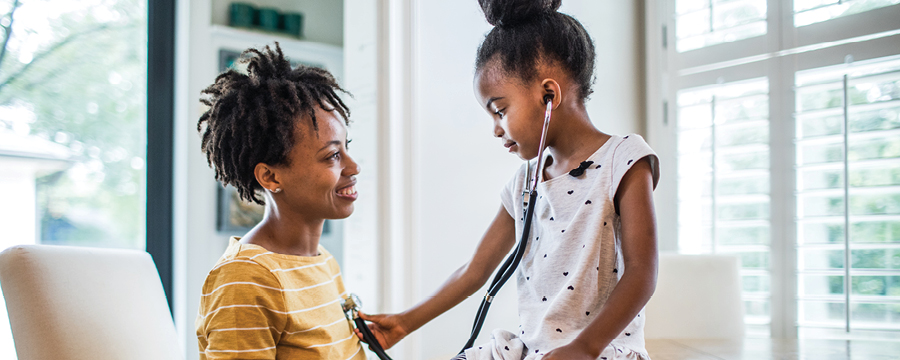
[[205, 237, 283, 279]]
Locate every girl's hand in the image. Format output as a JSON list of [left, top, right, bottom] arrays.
[[540, 339, 598, 360], [353, 312, 409, 350]]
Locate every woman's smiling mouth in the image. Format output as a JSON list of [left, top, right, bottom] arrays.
[[336, 184, 358, 200]]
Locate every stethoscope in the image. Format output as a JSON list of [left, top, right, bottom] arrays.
[[344, 95, 554, 360], [459, 95, 554, 355], [342, 293, 393, 360]]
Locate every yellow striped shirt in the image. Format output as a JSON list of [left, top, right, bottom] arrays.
[[196, 237, 365, 360]]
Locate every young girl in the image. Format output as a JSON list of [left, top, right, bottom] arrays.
[[195, 44, 366, 359], [360, 1, 658, 359]]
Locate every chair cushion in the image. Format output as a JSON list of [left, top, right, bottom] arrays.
[[644, 253, 745, 339], [0, 245, 182, 360]]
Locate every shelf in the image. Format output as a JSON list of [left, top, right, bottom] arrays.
[[208, 24, 344, 80], [209, 25, 341, 54]]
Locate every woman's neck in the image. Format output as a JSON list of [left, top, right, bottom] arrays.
[[242, 201, 323, 257], [543, 105, 609, 181]]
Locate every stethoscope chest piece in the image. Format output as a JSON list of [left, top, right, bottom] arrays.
[[341, 293, 392, 360], [341, 293, 362, 321]]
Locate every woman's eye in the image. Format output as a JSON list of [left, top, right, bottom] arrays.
[[329, 151, 341, 160]]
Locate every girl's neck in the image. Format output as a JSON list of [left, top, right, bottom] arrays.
[[543, 105, 609, 181], [242, 202, 323, 257]]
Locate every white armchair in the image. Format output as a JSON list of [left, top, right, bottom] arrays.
[[644, 253, 745, 339], [0, 244, 182, 360]]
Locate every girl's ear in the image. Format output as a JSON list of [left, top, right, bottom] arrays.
[[540, 78, 562, 109], [254, 163, 282, 193]]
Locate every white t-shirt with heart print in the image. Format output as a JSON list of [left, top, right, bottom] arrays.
[[464, 134, 659, 360]]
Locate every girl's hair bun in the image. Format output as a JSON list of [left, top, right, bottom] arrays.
[[479, 0, 561, 27]]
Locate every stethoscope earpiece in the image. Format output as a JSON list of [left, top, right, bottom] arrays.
[[543, 94, 553, 105]]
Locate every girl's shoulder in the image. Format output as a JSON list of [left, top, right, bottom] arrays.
[[607, 133, 660, 195], [606, 134, 653, 159]]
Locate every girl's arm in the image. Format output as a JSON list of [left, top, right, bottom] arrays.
[[359, 204, 517, 349], [544, 158, 659, 360]]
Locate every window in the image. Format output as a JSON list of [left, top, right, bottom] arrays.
[[677, 78, 772, 335], [654, 0, 900, 338], [0, 0, 152, 358], [675, 0, 767, 52], [796, 56, 900, 333], [794, 0, 900, 27], [0, 0, 148, 249]]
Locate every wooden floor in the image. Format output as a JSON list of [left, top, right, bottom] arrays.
[[646, 338, 900, 360]]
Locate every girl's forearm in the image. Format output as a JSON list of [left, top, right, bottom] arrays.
[[397, 261, 491, 333], [574, 264, 657, 356], [398, 206, 516, 334]]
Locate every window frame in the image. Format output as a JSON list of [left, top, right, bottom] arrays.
[[647, 0, 900, 338], [147, 0, 176, 312]]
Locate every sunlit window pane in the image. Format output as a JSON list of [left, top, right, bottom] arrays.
[[0, 0, 147, 249], [676, 0, 767, 52], [794, 0, 900, 27], [795, 56, 900, 331], [800, 274, 846, 296], [851, 302, 900, 328], [801, 248, 846, 269], [800, 301, 847, 327], [677, 78, 771, 335]]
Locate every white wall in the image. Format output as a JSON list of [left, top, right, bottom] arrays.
[[173, 1, 645, 359], [342, 0, 381, 320], [410, 1, 521, 357], [174, 2, 355, 359], [173, 2, 224, 359], [563, 0, 646, 136]]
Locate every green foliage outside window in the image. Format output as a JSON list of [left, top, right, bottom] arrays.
[[0, 0, 147, 248]]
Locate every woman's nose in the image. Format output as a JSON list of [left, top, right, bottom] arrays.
[[344, 153, 361, 176]]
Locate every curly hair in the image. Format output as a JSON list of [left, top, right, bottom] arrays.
[[476, 0, 596, 101], [197, 43, 350, 205]]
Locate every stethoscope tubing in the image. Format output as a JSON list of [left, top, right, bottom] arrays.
[[356, 316, 393, 360], [461, 189, 537, 353], [459, 99, 553, 354]]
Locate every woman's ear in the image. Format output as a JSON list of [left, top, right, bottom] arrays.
[[254, 163, 282, 193], [540, 78, 562, 109]]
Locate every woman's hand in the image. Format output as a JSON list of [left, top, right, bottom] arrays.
[[353, 312, 409, 350], [540, 339, 598, 360]]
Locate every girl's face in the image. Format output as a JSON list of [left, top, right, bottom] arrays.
[[271, 107, 360, 220], [474, 66, 549, 161]]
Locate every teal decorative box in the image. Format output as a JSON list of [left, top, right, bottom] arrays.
[[281, 13, 304, 38], [228, 3, 255, 28]]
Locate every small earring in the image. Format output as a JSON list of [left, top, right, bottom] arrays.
[[271, 188, 282, 193]]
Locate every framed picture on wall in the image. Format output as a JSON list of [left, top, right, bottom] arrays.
[[218, 48, 325, 73], [215, 185, 263, 233], [215, 185, 335, 235]]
